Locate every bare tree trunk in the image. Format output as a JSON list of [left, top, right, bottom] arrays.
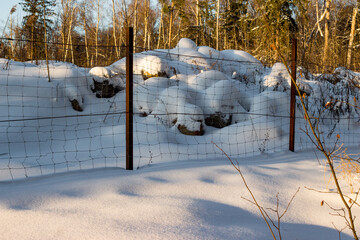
[[64, 22, 72, 62], [323, 0, 331, 72], [122, 0, 128, 27], [133, 0, 138, 50], [234, 26, 237, 49], [216, 0, 220, 50], [82, 3, 90, 67], [31, 23, 34, 61], [224, 0, 230, 49], [300, 0, 327, 65], [347, 7, 358, 69], [157, 5, 164, 49], [196, 0, 199, 46], [120, 0, 128, 55], [43, 0, 51, 82], [274, 27, 279, 62], [112, 0, 119, 58], [95, 0, 100, 65], [61, 0, 69, 61], [168, 1, 175, 49], [177, 17, 181, 43], [316, 0, 323, 37], [9, 14, 14, 58], [143, 0, 149, 49], [64, 2, 76, 62], [70, 31, 74, 64]]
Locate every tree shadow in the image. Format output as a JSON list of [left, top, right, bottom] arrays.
[[188, 199, 353, 240]]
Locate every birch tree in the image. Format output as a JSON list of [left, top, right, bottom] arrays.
[[168, 1, 175, 48], [216, 0, 220, 50], [346, 6, 358, 69], [112, 0, 119, 58], [133, 0, 138, 48], [95, 0, 100, 65], [323, 0, 331, 71], [80, 0, 90, 67]]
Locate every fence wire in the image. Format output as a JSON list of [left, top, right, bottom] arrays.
[[0, 39, 359, 181]]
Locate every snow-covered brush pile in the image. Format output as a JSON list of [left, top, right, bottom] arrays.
[[87, 38, 266, 135], [0, 38, 360, 180], [0, 59, 87, 115], [88, 38, 360, 137], [292, 67, 360, 136], [1, 38, 359, 138]]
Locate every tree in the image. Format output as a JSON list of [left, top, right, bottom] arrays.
[[323, 0, 331, 72], [112, 0, 120, 57], [346, 4, 358, 69], [223, 0, 249, 50], [252, 0, 300, 63], [20, 0, 56, 61], [60, 0, 78, 64]]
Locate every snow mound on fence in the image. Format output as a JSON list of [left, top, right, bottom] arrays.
[[89, 66, 113, 80], [81, 37, 360, 136], [40, 62, 87, 110], [197, 46, 222, 60], [134, 77, 178, 114], [176, 38, 197, 50], [187, 70, 229, 90], [152, 86, 204, 133], [199, 80, 242, 115], [4, 37, 360, 138], [262, 62, 291, 91], [134, 55, 169, 76], [250, 91, 290, 119], [220, 50, 263, 83]]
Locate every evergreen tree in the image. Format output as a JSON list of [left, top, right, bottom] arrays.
[[252, 0, 304, 63], [20, 0, 56, 61], [223, 0, 249, 49]]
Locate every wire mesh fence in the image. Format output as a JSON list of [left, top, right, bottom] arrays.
[[0, 35, 360, 181]]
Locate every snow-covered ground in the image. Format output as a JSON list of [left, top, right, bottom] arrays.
[[0, 38, 359, 239], [0, 150, 359, 239]]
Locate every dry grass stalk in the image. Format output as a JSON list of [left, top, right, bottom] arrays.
[[212, 142, 299, 240]]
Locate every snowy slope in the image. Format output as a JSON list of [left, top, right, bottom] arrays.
[[0, 150, 359, 239]]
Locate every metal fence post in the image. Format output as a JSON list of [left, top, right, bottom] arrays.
[[126, 27, 134, 170], [289, 38, 297, 152]]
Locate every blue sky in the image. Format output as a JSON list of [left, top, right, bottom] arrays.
[[0, 0, 22, 35], [0, 0, 160, 36]]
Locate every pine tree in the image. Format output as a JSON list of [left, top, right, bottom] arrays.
[[223, 0, 249, 49], [20, 0, 56, 61], [252, 0, 301, 63]]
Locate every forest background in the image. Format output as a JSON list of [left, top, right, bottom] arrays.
[[1, 0, 360, 73]]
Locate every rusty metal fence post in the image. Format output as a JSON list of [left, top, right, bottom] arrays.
[[289, 38, 297, 152], [126, 27, 134, 170]]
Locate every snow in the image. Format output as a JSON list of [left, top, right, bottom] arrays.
[[133, 55, 169, 76], [89, 66, 114, 81], [168, 48, 211, 73], [134, 77, 176, 114], [175, 38, 197, 50], [0, 151, 359, 240], [197, 46, 222, 60], [0, 37, 360, 239], [262, 62, 291, 91], [220, 49, 263, 84], [200, 80, 242, 114], [187, 70, 229, 90]]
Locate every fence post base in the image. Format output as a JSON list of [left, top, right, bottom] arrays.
[[126, 27, 134, 170], [289, 38, 297, 152]]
